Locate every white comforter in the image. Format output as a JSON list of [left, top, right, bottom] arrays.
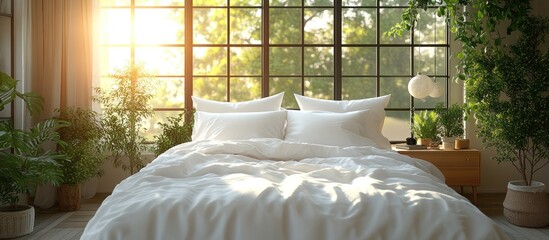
[[82, 139, 508, 240]]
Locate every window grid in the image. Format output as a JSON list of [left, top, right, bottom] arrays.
[[99, 0, 449, 141]]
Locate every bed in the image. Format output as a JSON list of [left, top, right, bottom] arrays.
[[81, 94, 508, 240]]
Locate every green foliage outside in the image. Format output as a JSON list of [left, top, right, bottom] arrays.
[[56, 107, 105, 185], [0, 71, 69, 209], [435, 103, 464, 138], [153, 111, 194, 156], [94, 63, 155, 174], [411, 110, 438, 139]]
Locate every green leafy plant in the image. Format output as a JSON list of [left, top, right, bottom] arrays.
[[388, 0, 531, 82], [0, 71, 69, 210], [411, 110, 438, 139], [56, 107, 104, 184], [466, 16, 549, 186], [153, 111, 194, 156], [93, 63, 155, 174], [435, 103, 464, 138]]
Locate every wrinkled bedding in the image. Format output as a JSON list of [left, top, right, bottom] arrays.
[[81, 139, 507, 240]]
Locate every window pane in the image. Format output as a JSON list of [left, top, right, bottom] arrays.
[[343, 8, 376, 44], [231, 0, 261, 6], [380, 0, 408, 6], [194, 0, 227, 6], [194, 8, 227, 44], [305, 77, 333, 100], [269, 9, 301, 44], [151, 78, 185, 108], [194, 77, 227, 101], [269, 47, 302, 76], [135, 0, 184, 6], [305, 0, 333, 6], [414, 47, 447, 76], [100, 47, 130, 75], [135, 9, 184, 44], [100, 9, 131, 44], [230, 47, 262, 76], [230, 77, 261, 101], [380, 8, 410, 44], [194, 47, 227, 76], [383, 111, 410, 141], [342, 0, 376, 6], [380, 47, 410, 75], [230, 8, 262, 44], [270, 77, 301, 108], [304, 9, 334, 44], [414, 9, 447, 44], [342, 77, 376, 100], [135, 47, 185, 76], [342, 47, 376, 76], [380, 77, 409, 108], [270, 0, 301, 6], [304, 47, 334, 76]]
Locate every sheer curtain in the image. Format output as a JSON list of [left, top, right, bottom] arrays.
[[25, 0, 96, 208]]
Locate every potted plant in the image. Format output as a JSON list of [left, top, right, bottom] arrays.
[[153, 111, 194, 156], [411, 110, 438, 147], [0, 71, 69, 238], [466, 16, 549, 227], [55, 107, 104, 211], [93, 63, 155, 174], [435, 103, 464, 150]]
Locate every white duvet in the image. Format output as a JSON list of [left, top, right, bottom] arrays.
[[82, 139, 508, 240]]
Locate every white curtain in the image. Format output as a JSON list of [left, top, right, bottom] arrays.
[[23, 0, 96, 208]]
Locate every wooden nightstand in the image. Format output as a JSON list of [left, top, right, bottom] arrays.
[[393, 146, 481, 204]]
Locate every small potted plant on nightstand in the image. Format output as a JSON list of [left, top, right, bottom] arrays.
[[56, 107, 105, 211], [435, 103, 464, 150], [411, 111, 438, 147]]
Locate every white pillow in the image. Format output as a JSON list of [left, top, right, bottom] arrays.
[[284, 110, 379, 148], [294, 94, 391, 149], [192, 111, 287, 141], [192, 92, 284, 113]]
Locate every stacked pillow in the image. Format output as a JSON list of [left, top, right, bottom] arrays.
[[191, 92, 391, 149]]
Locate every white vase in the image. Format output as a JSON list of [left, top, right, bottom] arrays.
[[441, 137, 456, 150], [503, 180, 549, 227], [81, 177, 99, 200]]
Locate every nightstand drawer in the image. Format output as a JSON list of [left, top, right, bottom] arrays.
[[439, 167, 480, 186], [409, 153, 479, 167]]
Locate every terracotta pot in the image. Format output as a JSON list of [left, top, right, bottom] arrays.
[[455, 139, 470, 149], [417, 138, 432, 147], [503, 180, 549, 227], [0, 205, 34, 238], [58, 184, 81, 212]]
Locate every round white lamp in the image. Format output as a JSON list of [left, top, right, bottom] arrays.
[[429, 80, 444, 98], [408, 74, 433, 99]]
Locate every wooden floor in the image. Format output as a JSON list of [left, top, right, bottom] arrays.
[[14, 193, 549, 240]]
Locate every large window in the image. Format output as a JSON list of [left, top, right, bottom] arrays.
[[99, 0, 449, 141]]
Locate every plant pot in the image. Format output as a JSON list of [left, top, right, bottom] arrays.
[[0, 205, 35, 238], [417, 138, 432, 147], [441, 137, 456, 150], [81, 177, 99, 200], [455, 139, 470, 149], [58, 184, 81, 212], [503, 180, 549, 228]]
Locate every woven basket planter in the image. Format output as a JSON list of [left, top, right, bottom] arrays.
[[58, 184, 81, 212], [0, 205, 35, 239], [503, 181, 549, 228]]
